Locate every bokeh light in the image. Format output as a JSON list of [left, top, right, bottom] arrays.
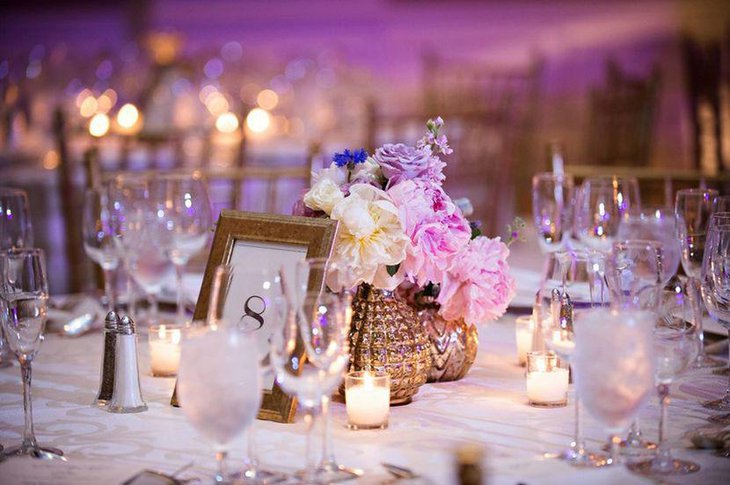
[[215, 112, 239, 133], [246, 108, 271, 134], [89, 113, 110, 137], [256, 89, 279, 110]]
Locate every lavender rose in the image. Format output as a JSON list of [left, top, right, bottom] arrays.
[[373, 143, 446, 188]]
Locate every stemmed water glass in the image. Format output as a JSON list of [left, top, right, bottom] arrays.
[[573, 308, 656, 466], [82, 187, 121, 312], [296, 258, 358, 483], [574, 176, 641, 253], [541, 249, 608, 467], [700, 212, 730, 424], [0, 248, 64, 460], [675, 188, 723, 369], [630, 284, 701, 476], [177, 325, 261, 484], [148, 172, 212, 325]]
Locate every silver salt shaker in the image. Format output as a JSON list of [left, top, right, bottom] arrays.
[[94, 311, 119, 406], [108, 315, 147, 413]]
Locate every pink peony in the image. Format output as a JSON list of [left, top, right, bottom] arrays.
[[373, 143, 446, 188], [437, 236, 516, 325], [388, 180, 471, 287]]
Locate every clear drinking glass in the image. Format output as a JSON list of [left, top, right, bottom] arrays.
[[0, 187, 33, 368], [574, 176, 640, 253], [630, 285, 701, 476], [617, 207, 680, 285], [675, 188, 723, 369], [700, 212, 730, 422], [541, 249, 608, 467], [573, 308, 655, 466], [0, 248, 64, 460], [82, 187, 121, 312], [177, 325, 261, 484], [148, 172, 212, 326]]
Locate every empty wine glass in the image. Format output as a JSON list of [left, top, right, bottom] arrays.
[[82, 187, 121, 312], [177, 325, 261, 484], [700, 212, 730, 423], [630, 284, 701, 476], [676, 188, 723, 370], [574, 176, 640, 253], [617, 207, 680, 285], [148, 172, 212, 325], [573, 308, 655, 466], [0, 248, 64, 460]]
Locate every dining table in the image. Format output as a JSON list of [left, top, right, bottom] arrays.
[[1, 236, 729, 485]]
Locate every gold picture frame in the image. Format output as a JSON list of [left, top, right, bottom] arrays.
[[171, 210, 338, 423]]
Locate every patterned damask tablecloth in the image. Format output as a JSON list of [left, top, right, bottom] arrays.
[[0, 316, 729, 485]]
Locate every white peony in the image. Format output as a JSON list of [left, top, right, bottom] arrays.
[[312, 162, 347, 185], [350, 157, 384, 186], [327, 184, 410, 290], [303, 178, 345, 215]]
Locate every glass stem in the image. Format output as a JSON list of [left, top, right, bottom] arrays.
[[125, 259, 136, 319], [572, 394, 585, 454], [689, 277, 707, 355], [303, 407, 318, 482], [103, 268, 116, 313], [242, 424, 258, 474], [725, 329, 730, 403], [626, 419, 642, 447], [20, 358, 38, 452], [215, 450, 228, 483], [655, 384, 672, 469], [149, 294, 159, 326], [320, 394, 335, 468], [175, 263, 185, 325], [609, 435, 621, 465]]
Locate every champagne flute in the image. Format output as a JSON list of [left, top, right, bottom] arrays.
[[573, 308, 655, 466], [699, 212, 730, 422], [675, 188, 723, 369], [148, 172, 212, 325], [0, 187, 33, 368], [177, 325, 261, 484], [0, 248, 64, 460], [82, 187, 120, 312], [630, 285, 701, 476]]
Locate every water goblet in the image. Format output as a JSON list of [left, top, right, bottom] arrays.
[[82, 187, 121, 312], [573, 308, 656, 466], [148, 172, 212, 325], [629, 285, 701, 476], [700, 212, 730, 423], [675, 188, 723, 369], [177, 325, 261, 484], [574, 176, 640, 253], [0, 248, 64, 460]]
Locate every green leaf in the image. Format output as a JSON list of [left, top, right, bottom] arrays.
[[386, 264, 400, 277], [470, 226, 483, 240]]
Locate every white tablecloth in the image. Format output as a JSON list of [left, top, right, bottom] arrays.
[[1, 315, 729, 485]]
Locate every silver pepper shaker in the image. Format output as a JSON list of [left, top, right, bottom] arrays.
[[94, 311, 119, 407], [108, 315, 147, 414]]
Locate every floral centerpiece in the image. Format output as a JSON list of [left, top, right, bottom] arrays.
[[294, 118, 519, 399]]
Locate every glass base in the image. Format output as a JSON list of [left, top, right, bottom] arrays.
[[232, 466, 289, 484], [3, 444, 66, 461], [313, 462, 361, 483], [708, 412, 730, 425], [692, 354, 725, 369], [545, 447, 610, 468], [629, 458, 700, 476], [701, 398, 730, 412], [347, 422, 387, 430], [713, 367, 729, 377], [603, 438, 657, 456]]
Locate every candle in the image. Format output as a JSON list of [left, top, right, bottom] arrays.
[[345, 371, 390, 430], [515, 315, 536, 365], [525, 351, 568, 407], [148, 324, 182, 377]]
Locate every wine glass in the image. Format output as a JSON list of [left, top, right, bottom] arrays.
[[541, 249, 608, 467], [177, 325, 261, 484], [617, 207, 680, 286], [532, 173, 575, 253], [573, 308, 655, 466], [630, 284, 701, 476], [574, 176, 640, 253], [82, 187, 121, 312], [0, 187, 32, 368], [699, 212, 730, 423], [148, 172, 212, 325], [0, 248, 64, 460]]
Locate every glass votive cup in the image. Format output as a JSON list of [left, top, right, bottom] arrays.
[[515, 315, 536, 366], [148, 324, 183, 377], [345, 370, 390, 430], [525, 351, 568, 408]]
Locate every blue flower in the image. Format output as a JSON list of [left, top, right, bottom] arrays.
[[333, 148, 368, 168]]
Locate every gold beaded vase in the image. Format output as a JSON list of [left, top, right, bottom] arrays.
[[417, 296, 479, 382], [348, 283, 432, 404]]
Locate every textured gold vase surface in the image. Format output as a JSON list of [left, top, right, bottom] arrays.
[[348, 284, 432, 404], [418, 297, 479, 382]]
